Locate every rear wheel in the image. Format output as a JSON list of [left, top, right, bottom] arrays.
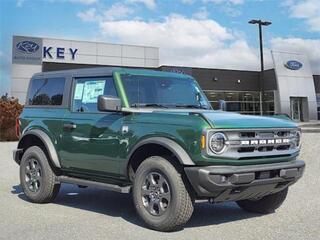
[[20, 146, 60, 203], [133, 156, 194, 232], [236, 188, 288, 214]]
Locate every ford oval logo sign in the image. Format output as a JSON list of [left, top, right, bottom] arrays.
[[16, 41, 40, 54], [284, 60, 303, 70]]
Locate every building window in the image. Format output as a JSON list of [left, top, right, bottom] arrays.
[[263, 91, 275, 115], [316, 93, 320, 120], [203, 90, 275, 115]]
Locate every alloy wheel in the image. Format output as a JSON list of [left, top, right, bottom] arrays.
[[141, 172, 171, 216], [24, 158, 42, 193]]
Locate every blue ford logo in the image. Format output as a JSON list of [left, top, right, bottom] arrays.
[[16, 41, 40, 54], [284, 60, 303, 70]]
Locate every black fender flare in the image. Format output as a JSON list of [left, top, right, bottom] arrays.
[[128, 137, 195, 166], [18, 129, 61, 168]]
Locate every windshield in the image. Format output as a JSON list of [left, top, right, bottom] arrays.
[[121, 74, 211, 109]]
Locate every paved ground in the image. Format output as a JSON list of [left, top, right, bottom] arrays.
[[1, 134, 319, 240], [298, 121, 320, 133]]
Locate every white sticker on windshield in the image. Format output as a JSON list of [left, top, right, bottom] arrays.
[[74, 83, 84, 100], [82, 80, 106, 103]]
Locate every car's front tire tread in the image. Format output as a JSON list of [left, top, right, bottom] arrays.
[[20, 146, 60, 203], [133, 156, 194, 231]]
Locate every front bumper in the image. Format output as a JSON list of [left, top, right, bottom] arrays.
[[184, 160, 305, 202]]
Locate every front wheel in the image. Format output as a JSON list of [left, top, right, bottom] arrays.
[[133, 156, 194, 232], [236, 188, 288, 214], [20, 146, 60, 203]]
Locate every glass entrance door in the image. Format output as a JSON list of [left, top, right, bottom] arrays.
[[290, 97, 302, 121]]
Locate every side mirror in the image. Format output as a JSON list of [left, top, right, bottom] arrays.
[[98, 95, 122, 112]]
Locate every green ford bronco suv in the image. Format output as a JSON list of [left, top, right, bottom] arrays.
[[14, 67, 305, 231]]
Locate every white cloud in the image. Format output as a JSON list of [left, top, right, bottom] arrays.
[[221, 5, 242, 17], [287, 0, 320, 32], [69, 0, 98, 4], [99, 15, 261, 70], [280, 0, 293, 7], [77, 3, 134, 22], [77, 4, 319, 73], [228, 0, 244, 4], [290, 0, 318, 17], [192, 7, 209, 20], [307, 16, 320, 32], [103, 3, 134, 20], [271, 37, 320, 74], [205, 0, 245, 5], [77, 8, 99, 22], [204, 0, 243, 17], [181, 0, 195, 4], [127, 0, 156, 9]]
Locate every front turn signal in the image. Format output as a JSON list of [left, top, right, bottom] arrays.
[[201, 135, 206, 149]]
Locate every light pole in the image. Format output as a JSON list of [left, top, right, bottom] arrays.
[[248, 19, 272, 115]]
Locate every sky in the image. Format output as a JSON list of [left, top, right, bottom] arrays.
[[1, 0, 320, 95]]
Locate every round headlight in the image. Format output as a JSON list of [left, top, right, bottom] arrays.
[[209, 132, 227, 154]]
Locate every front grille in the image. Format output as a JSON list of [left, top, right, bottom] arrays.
[[238, 147, 255, 153], [240, 132, 256, 138], [238, 143, 290, 153], [206, 128, 300, 159]]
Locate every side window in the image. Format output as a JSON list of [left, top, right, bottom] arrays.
[[28, 78, 65, 105], [72, 77, 118, 112]]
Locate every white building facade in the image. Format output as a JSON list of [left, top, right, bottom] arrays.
[[11, 35, 319, 121], [11, 35, 159, 101], [272, 50, 318, 121]]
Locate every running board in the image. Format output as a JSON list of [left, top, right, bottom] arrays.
[[57, 176, 131, 194]]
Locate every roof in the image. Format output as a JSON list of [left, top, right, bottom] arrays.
[[117, 68, 192, 78], [32, 67, 118, 78], [32, 67, 193, 79]]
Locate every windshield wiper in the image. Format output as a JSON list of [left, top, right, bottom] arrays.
[[131, 103, 168, 108], [174, 104, 208, 109]]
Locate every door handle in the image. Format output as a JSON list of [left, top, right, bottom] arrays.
[[63, 122, 77, 130]]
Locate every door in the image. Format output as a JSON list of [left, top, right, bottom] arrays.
[[59, 76, 123, 178], [290, 97, 302, 121]]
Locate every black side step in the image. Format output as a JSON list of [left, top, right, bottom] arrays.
[[57, 176, 131, 194]]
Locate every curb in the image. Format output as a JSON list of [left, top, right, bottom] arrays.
[[301, 128, 320, 133]]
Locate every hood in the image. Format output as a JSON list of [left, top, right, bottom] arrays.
[[201, 111, 297, 129], [135, 108, 297, 129]]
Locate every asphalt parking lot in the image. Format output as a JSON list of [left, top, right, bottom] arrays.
[[1, 133, 319, 240]]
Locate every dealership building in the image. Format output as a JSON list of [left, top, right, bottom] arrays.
[[11, 35, 320, 121]]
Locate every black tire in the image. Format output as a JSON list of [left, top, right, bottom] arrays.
[[133, 156, 194, 232], [236, 188, 288, 214], [20, 146, 60, 203]]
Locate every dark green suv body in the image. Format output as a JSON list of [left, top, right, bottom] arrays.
[[14, 67, 305, 231]]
